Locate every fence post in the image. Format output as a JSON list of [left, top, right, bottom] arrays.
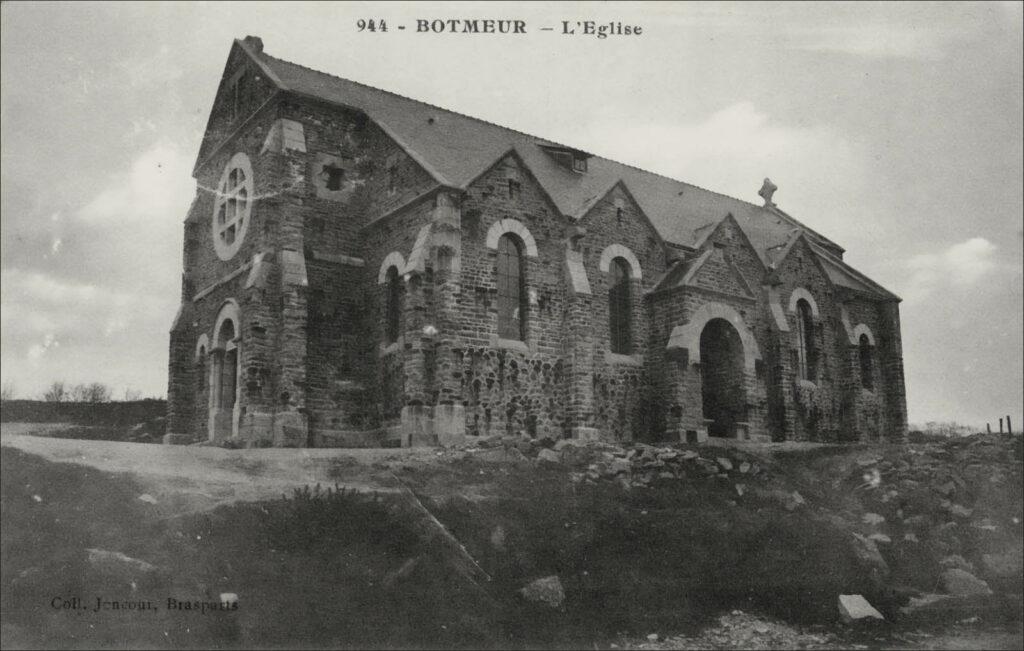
[[1008, 415, 1013, 434]]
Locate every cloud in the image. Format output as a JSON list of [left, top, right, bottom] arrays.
[[27, 333, 58, 362], [786, 24, 973, 61], [118, 45, 185, 89], [78, 140, 194, 227], [575, 102, 868, 231], [0, 139, 194, 397], [903, 237, 999, 302], [0, 267, 173, 395]]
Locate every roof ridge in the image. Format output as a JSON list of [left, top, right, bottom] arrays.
[[261, 52, 565, 146], [261, 50, 774, 215]]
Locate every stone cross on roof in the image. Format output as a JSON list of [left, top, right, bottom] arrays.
[[759, 178, 778, 207]]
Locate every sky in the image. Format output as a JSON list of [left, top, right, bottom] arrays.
[[1, 1, 1021, 428]]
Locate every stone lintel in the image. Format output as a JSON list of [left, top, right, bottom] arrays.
[[193, 261, 254, 302], [311, 250, 366, 267]]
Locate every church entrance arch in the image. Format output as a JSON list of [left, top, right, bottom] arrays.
[[209, 300, 241, 441], [699, 318, 746, 437]]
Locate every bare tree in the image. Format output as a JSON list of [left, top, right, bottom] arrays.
[[83, 383, 111, 402], [69, 384, 89, 402], [123, 388, 142, 401], [0, 381, 15, 401], [43, 381, 67, 403]]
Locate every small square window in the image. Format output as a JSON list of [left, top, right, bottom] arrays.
[[324, 165, 345, 191], [572, 157, 587, 173]]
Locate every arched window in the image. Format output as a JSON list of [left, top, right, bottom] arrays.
[[385, 266, 401, 344], [496, 233, 526, 340], [795, 299, 816, 382], [216, 319, 237, 409], [859, 333, 874, 390], [196, 345, 207, 393], [608, 257, 632, 354]]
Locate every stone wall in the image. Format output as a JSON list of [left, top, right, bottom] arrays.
[[168, 62, 908, 448]]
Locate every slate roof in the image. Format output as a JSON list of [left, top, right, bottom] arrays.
[[236, 38, 898, 301]]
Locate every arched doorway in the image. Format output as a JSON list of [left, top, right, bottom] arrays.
[[700, 318, 747, 437], [209, 301, 240, 441]]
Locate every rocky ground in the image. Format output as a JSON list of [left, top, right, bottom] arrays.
[[2, 424, 1021, 649]]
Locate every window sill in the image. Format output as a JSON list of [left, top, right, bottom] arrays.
[[604, 351, 643, 367], [495, 337, 530, 354], [379, 339, 403, 357]]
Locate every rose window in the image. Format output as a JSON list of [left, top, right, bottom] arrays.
[[212, 152, 254, 260]]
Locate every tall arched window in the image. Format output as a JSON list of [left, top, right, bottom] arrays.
[[385, 266, 401, 344], [608, 257, 632, 354], [795, 299, 816, 382], [196, 345, 207, 393], [217, 319, 237, 410], [859, 333, 874, 390], [496, 233, 526, 340]]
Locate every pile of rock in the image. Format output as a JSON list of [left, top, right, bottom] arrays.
[[626, 609, 835, 650], [845, 432, 1022, 618], [127, 416, 166, 443], [465, 435, 764, 490]]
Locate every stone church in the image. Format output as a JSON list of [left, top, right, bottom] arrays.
[[166, 36, 908, 447]]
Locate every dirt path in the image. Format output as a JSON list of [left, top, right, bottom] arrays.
[[1, 424, 441, 517]]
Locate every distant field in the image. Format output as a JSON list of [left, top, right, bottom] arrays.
[[0, 400, 166, 443], [0, 399, 165, 427]]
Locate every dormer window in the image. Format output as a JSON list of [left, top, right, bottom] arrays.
[[540, 144, 592, 174]]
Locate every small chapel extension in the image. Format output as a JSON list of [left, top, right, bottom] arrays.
[[166, 36, 907, 447]]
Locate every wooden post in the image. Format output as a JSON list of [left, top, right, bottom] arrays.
[[1008, 415, 1013, 434], [999, 417, 1003, 434], [987, 422, 991, 434]]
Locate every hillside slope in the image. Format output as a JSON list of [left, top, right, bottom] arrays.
[[2, 426, 1021, 649]]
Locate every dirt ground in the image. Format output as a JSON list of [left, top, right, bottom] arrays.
[[1, 424, 438, 515], [2, 422, 1021, 650]]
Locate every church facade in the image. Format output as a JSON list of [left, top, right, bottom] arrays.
[[166, 36, 908, 447]]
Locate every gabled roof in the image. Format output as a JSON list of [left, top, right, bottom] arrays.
[[809, 242, 901, 301], [221, 37, 897, 300]]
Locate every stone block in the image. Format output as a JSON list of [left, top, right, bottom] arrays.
[[518, 575, 564, 609], [433, 404, 466, 448], [279, 249, 308, 287], [838, 594, 884, 623], [537, 448, 561, 464], [401, 405, 435, 447], [571, 427, 600, 441], [940, 568, 993, 596], [273, 411, 308, 447]]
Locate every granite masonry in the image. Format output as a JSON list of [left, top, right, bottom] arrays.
[[166, 36, 907, 448]]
